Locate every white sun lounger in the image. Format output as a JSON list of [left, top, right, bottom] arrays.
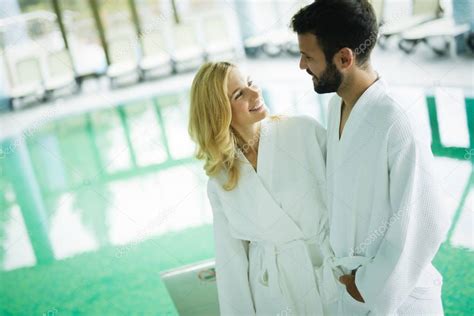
[[399, 17, 470, 55]]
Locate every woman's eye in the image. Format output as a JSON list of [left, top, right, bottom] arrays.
[[235, 92, 243, 99]]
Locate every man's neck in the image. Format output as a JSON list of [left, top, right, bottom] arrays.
[[338, 66, 379, 112]]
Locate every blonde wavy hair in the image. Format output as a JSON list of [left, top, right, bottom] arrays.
[[188, 61, 248, 191]]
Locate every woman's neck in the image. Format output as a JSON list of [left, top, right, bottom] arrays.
[[234, 122, 261, 154]]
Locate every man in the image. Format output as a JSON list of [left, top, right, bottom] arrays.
[[291, 0, 451, 314]]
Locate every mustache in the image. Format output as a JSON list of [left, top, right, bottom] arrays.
[[306, 69, 314, 76]]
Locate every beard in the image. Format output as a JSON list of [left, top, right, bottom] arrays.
[[312, 62, 343, 94]]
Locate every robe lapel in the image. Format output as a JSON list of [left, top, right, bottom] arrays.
[[333, 80, 388, 164], [328, 80, 388, 255], [220, 119, 305, 244]]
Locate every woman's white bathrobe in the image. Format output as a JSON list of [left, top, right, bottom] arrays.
[[326, 79, 451, 315], [207, 116, 333, 315]]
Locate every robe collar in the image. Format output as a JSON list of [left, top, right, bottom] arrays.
[[335, 77, 388, 145], [220, 118, 305, 244]]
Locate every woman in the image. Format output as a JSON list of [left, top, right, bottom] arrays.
[[188, 62, 337, 315]]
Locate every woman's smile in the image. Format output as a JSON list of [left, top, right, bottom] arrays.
[[249, 103, 264, 112]]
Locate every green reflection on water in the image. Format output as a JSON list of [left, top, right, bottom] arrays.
[[0, 91, 472, 314]]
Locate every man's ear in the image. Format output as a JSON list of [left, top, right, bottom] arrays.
[[333, 48, 355, 71]]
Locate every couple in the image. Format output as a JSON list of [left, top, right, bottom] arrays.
[[188, 1, 450, 315]]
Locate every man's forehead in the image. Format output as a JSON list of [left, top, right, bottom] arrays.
[[298, 33, 319, 48]]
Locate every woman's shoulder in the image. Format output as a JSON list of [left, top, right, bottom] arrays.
[[270, 114, 325, 134], [291, 114, 324, 127], [207, 172, 227, 193], [207, 176, 225, 209], [269, 115, 327, 157]]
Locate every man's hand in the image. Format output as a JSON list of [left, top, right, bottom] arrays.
[[339, 274, 365, 303]]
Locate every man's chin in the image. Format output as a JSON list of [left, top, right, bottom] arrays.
[[314, 84, 334, 94]]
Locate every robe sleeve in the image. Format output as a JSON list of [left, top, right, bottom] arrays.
[[296, 115, 327, 162], [354, 119, 450, 314], [207, 181, 256, 315], [311, 117, 329, 250], [314, 119, 327, 164]]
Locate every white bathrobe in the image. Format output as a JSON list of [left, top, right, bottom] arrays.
[[326, 79, 451, 315], [207, 116, 333, 315]]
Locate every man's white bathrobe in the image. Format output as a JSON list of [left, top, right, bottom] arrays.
[[326, 79, 451, 315], [207, 116, 333, 315]]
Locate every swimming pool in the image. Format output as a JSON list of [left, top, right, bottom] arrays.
[[0, 83, 472, 314]]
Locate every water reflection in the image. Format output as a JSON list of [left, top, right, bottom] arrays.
[[0, 91, 208, 270], [0, 85, 472, 271]]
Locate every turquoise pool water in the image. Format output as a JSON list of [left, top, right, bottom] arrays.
[[0, 84, 472, 314]]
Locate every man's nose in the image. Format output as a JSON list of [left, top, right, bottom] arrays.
[[299, 56, 306, 70]]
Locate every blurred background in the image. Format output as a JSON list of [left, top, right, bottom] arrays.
[[0, 0, 472, 314]]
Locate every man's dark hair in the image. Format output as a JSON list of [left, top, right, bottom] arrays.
[[291, 0, 378, 67]]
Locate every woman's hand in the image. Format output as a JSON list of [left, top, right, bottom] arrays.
[[339, 274, 365, 303]]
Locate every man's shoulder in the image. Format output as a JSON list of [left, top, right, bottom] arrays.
[[375, 93, 422, 150], [368, 90, 413, 133]]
